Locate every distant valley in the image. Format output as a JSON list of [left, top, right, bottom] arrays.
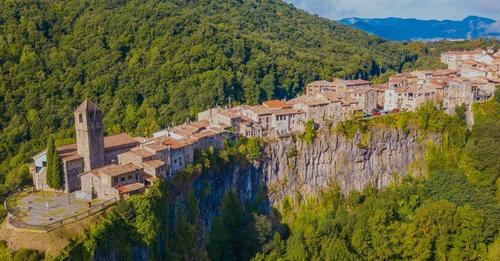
[[339, 16, 500, 41]]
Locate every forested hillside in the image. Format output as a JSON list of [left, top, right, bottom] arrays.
[[0, 0, 421, 196]]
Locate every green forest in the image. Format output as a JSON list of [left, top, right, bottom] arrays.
[[1, 0, 498, 199], [1, 0, 500, 260]]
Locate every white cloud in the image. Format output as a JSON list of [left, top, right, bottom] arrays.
[[285, 0, 500, 21], [485, 21, 500, 33]]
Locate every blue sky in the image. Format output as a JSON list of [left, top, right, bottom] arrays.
[[284, 0, 500, 21]]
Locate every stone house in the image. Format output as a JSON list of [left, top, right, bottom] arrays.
[[333, 78, 372, 91], [314, 91, 344, 122], [242, 105, 274, 136], [270, 108, 305, 136], [460, 61, 493, 79], [305, 80, 336, 95], [346, 88, 378, 113], [80, 163, 145, 200], [373, 84, 388, 108], [286, 95, 330, 121], [441, 49, 486, 70]]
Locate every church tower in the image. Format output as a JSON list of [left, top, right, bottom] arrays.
[[74, 99, 105, 172]]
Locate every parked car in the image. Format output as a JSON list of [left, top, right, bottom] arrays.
[[391, 108, 400, 113], [363, 113, 371, 118], [372, 111, 381, 116]]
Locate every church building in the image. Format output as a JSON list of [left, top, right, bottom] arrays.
[[31, 99, 140, 193]]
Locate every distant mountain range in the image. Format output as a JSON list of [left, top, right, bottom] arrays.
[[338, 16, 500, 41]]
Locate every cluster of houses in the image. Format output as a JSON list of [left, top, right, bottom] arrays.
[[32, 100, 233, 200], [30, 49, 499, 201]]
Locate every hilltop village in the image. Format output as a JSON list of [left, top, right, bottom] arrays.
[[31, 49, 500, 201]]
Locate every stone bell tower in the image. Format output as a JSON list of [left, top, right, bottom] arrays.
[[74, 99, 105, 172]]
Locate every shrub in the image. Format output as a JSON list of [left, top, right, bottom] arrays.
[[303, 120, 317, 144]]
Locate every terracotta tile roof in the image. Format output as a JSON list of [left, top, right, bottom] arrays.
[[104, 133, 140, 151], [191, 129, 219, 139], [316, 91, 342, 102], [427, 81, 448, 89], [161, 137, 193, 149], [219, 110, 241, 119], [144, 143, 168, 152], [130, 148, 155, 158], [341, 97, 359, 105], [432, 69, 456, 76], [405, 86, 419, 93], [263, 100, 291, 109], [287, 96, 329, 107], [395, 87, 409, 93], [92, 163, 141, 177], [247, 105, 273, 115], [143, 159, 166, 168], [62, 153, 83, 162], [142, 173, 156, 181], [348, 87, 375, 94], [389, 78, 405, 83], [415, 87, 435, 94], [170, 128, 193, 138], [56, 143, 78, 159], [307, 80, 334, 86], [374, 84, 388, 91], [188, 120, 210, 129], [117, 182, 145, 194]]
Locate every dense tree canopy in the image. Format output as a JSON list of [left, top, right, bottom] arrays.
[[0, 0, 423, 197], [0, 0, 497, 198]]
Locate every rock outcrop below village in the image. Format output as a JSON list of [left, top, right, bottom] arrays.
[[196, 126, 438, 226], [262, 127, 432, 201]]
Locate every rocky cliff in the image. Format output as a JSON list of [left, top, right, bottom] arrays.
[[262, 127, 434, 202], [196, 127, 438, 227]]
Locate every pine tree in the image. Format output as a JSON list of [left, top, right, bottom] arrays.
[[46, 138, 63, 190]]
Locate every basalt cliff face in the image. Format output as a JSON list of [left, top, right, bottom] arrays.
[[196, 127, 437, 226], [261, 127, 434, 201]]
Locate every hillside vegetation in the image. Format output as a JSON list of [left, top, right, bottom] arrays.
[[0, 0, 420, 197], [0, 0, 497, 198]]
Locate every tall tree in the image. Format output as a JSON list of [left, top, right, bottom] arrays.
[[207, 190, 258, 261], [46, 138, 63, 190]]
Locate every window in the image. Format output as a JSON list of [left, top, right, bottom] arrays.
[[120, 177, 125, 182], [42, 161, 47, 167], [78, 113, 83, 123]]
